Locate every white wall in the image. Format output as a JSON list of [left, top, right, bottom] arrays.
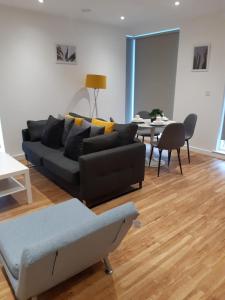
[[0, 5, 126, 156], [173, 13, 225, 152], [129, 12, 225, 153]]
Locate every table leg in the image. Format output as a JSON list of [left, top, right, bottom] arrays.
[[24, 171, 32, 204], [150, 127, 155, 143]]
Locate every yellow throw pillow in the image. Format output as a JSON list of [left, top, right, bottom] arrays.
[[65, 115, 83, 126], [92, 118, 115, 134], [74, 117, 83, 126]]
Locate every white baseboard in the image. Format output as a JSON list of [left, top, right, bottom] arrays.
[[189, 146, 225, 160]]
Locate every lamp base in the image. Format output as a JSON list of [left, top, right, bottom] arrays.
[[91, 89, 99, 118]]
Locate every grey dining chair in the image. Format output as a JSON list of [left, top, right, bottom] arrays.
[[183, 114, 197, 163], [136, 111, 160, 143], [149, 123, 185, 177]]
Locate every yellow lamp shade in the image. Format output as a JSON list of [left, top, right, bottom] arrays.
[[85, 74, 107, 89]]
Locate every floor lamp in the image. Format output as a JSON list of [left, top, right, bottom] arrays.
[[85, 74, 107, 118]]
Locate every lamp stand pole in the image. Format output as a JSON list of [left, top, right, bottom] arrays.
[[91, 88, 100, 118]]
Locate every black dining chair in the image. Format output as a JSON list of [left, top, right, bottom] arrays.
[[149, 123, 185, 177], [136, 111, 160, 143], [183, 114, 197, 163]]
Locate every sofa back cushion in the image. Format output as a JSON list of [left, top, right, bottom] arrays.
[[115, 123, 138, 146], [68, 112, 106, 122], [41, 116, 65, 149], [64, 125, 91, 161], [27, 120, 47, 142], [82, 132, 119, 155]]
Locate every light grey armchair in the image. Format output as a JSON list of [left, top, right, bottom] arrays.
[[0, 199, 139, 300]]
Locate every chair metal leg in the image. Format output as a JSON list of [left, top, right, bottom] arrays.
[[103, 257, 113, 275], [142, 136, 145, 143], [168, 150, 172, 167], [187, 139, 191, 164], [177, 148, 183, 175], [158, 149, 162, 177], [149, 145, 154, 167]]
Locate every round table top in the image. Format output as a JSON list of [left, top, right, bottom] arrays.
[[133, 119, 175, 128]]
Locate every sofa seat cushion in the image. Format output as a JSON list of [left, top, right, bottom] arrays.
[[43, 152, 80, 185], [22, 141, 63, 165], [0, 199, 96, 279]]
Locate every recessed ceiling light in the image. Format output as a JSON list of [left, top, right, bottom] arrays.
[[120, 16, 125, 20], [175, 1, 180, 6], [38, 0, 44, 3]]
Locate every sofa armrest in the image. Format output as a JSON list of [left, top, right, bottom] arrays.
[[79, 143, 146, 207], [22, 129, 31, 142], [133, 138, 142, 144]]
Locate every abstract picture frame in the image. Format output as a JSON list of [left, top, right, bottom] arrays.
[[192, 44, 210, 72], [56, 44, 77, 65]]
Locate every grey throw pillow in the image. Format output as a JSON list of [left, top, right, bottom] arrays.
[[41, 116, 65, 149], [27, 120, 47, 141], [82, 119, 105, 137], [62, 118, 74, 146], [114, 123, 138, 145], [64, 125, 91, 161]]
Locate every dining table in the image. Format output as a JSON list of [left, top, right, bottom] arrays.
[[133, 118, 175, 167]]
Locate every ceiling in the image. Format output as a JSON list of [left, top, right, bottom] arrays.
[[0, 0, 225, 33]]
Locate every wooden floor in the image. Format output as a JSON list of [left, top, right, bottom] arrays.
[[1, 149, 225, 299]]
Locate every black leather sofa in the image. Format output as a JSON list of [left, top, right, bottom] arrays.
[[22, 117, 146, 207]]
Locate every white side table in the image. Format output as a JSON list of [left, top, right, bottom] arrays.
[[0, 153, 33, 204]]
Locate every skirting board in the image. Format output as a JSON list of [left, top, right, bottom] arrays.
[[189, 146, 225, 161]]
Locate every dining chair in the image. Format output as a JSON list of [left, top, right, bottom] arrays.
[[149, 123, 185, 177], [136, 111, 160, 143], [183, 114, 197, 163]]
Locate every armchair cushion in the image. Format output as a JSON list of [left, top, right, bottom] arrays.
[[0, 200, 96, 279]]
